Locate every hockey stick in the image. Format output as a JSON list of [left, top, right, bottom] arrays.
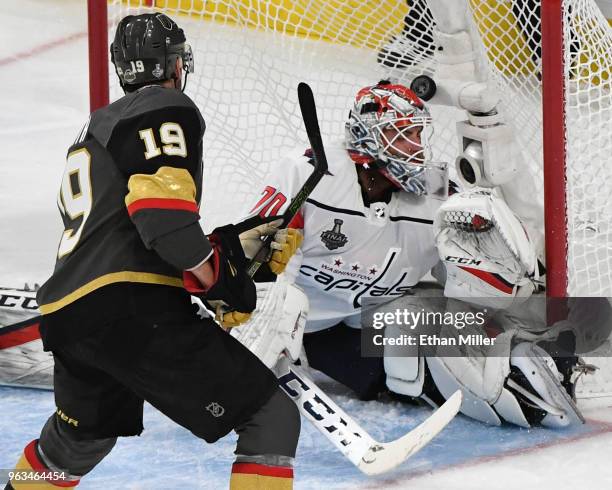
[[246, 82, 328, 277], [275, 357, 462, 475]]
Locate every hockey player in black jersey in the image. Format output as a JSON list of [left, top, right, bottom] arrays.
[[6, 13, 301, 490]]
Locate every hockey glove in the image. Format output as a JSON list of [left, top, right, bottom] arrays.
[[183, 224, 256, 324], [187, 217, 303, 328], [238, 216, 303, 275], [217, 310, 252, 329], [269, 227, 303, 274], [434, 188, 538, 306]]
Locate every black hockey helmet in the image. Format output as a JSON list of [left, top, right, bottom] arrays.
[[110, 13, 194, 92]]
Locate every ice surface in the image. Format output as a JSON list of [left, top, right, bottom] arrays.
[[2, 378, 612, 489]]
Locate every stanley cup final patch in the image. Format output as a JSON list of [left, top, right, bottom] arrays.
[[152, 63, 164, 78], [320, 219, 348, 250]]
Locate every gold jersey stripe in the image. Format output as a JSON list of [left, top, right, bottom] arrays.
[[229, 472, 293, 490], [38, 272, 184, 315], [125, 166, 197, 208]]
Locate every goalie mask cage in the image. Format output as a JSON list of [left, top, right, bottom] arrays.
[[88, 0, 612, 299]]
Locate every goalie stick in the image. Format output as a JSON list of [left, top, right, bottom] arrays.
[[246, 82, 329, 277], [240, 82, 462, 475], [275, 357, 462, 476]]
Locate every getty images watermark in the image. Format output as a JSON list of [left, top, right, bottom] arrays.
[[360, 294, 612, 358], [359, 294, 502, 358], [370, 307, 493, 347]]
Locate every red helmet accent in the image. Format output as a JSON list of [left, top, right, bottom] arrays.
[[346, 149, 375, 166], [345, 81, 435, 194], [353, 81, 425, 128]]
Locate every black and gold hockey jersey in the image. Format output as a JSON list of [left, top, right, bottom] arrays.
[[37, 86, 211, 315]]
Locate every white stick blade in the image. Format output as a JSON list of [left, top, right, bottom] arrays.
[[357, 390, 462, 476]]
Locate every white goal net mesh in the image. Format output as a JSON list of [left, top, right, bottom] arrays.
[[106, 0, 612, 298], [105, 0, 612, 394]]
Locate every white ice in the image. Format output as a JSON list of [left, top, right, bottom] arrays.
[[1, 1, 612, 488]]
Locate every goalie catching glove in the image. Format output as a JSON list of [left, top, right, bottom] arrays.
[[434, 188, 539, 306]]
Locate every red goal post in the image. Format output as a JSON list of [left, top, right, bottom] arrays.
[[88, 0, 109, 113], [87, 0, 155, 110], [541, 0, 568, 298]]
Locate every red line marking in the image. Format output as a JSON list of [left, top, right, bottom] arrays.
[[0, 323, 41, 349], [0, 31, 87, 67], [360, 419, 612, 488]]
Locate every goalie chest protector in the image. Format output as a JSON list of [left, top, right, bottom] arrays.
[[250, 140, 441, 332]]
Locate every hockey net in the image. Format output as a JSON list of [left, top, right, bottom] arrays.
[[101, 0, 612, 398]]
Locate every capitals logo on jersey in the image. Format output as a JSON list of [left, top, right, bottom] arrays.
[[320, 219, 349, 250], [300, 248, 415, 308]]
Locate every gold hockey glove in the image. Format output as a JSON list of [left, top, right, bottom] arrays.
[[268, 228, 303, 275]]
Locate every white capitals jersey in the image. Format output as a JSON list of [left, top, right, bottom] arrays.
[[249, 140, 442, 332]]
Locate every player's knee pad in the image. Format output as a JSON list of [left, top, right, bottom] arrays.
[[39, 414, 117, 476], [383, 293, 447, 407], [384, 323, 424, 397], [8, 439, 82, 489], [230, 458, 294, 490], [235, 386, 300, 460]]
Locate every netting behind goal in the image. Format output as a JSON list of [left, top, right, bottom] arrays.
[[104, 0, 612, 298]]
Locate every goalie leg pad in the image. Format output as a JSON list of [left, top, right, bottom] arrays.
[[231, 277, 308, 369], [384, 324, 425, 398], [425, 356, 504, 426], [383, 290, 451, 403], [424, 342, 585, 428]]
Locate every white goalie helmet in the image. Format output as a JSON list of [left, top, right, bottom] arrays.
[[345, 80, 447, 197]]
